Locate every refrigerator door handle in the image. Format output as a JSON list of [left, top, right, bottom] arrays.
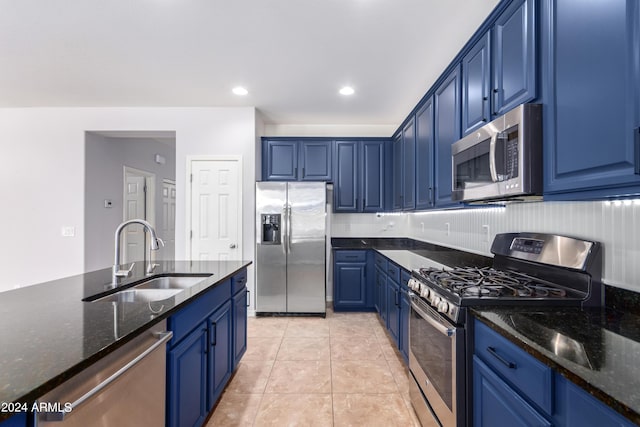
[[282, 205, 288, 255], [286, 204, 292, 254]]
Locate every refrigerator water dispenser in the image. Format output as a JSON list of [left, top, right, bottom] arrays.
[[261, 214, 281, 244]]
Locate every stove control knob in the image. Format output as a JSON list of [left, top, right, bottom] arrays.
[[408, 279, 419, 291], [432, 296, 441, 307], [438, 300, 449, 313], [420, 286, 430, 299]]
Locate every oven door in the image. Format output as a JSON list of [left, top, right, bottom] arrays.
[[409, 294, 464, 427]]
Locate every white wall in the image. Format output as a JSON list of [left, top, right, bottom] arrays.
[[0, 107, 257, 293], [263, 123, 394, 137], [330, 200, 640, 293]]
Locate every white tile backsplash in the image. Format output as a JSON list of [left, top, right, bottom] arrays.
[[330, 200, 640, 292]]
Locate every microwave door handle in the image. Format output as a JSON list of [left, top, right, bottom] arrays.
[[489, 132, 499, 182]]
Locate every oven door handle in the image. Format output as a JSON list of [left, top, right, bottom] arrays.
[[411, 300, 456, 337]]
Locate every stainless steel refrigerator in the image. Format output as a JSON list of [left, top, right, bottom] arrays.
[[255, 182, 326, 315]]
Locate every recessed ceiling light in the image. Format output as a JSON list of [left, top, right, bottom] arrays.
[[339, 86, 355, 96], [232, 86, 248, 96]]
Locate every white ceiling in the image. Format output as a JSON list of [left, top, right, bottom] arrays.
[[0, 0, 500, 126]]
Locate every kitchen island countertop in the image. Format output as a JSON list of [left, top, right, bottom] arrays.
[[0, 260, 251, 419]]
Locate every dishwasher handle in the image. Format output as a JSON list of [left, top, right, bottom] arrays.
[[43, 330, 173, 422]]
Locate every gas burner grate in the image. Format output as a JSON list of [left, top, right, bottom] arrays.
[[416, 267, 569, 299]]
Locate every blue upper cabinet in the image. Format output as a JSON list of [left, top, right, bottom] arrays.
[[334, 140, 359, 212], [361, 140, 385, 212], [263, 139, 298, 181], [262, 138, 332, 181], [492, 0, 536, 117], [392, 134, 403, 210], [402, 118, 416, 210], [462, 32, 491, 135], [434, 65, 462, 208], [416, 98, 434, 209], [334, 140, 385, 213], [300, 140, 332, 181], [544, 0, 640, 198]]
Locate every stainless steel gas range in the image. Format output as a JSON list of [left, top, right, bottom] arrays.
[[406, 232, 603, 427]]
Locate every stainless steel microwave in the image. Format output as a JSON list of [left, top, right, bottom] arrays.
[[451, 103, 542, 203]]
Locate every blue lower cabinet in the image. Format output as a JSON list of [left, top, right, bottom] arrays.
[[0, 414, 26, 427], [376, 267, 387, 322], [208, 301, 232, 411], [167, 324, 208, 427], [555, 375, 636, 427], [473, 356, 552, 427], [167, 269, 247, 427], [333, 250, 370, 310], [232, 287, 248, 370], [386, 277, 400, 346]]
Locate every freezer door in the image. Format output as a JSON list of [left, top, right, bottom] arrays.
[[256, 182, 287, 312], [287, 182, 326, 313]]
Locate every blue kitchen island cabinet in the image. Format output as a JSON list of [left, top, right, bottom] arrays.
[[166, 269, 247, 427], [544, 0, 640, 198], [333, 250, 371, 310], [0, 414, 26, 427], [434, 65, 462, 208]]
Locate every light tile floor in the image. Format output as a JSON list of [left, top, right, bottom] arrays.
[[207, 309, 422, 426]]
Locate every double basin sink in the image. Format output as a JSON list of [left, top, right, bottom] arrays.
[[85, 274, 212, 303]]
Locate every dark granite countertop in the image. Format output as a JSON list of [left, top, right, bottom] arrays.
[[472, 307, 640, 425], [331, 237, 492, 269], [0, 260, 251, 420]]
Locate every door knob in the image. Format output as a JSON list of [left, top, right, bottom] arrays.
[[230, 244, 237, 249]]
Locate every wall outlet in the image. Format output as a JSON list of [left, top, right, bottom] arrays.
[[104, 199, 113, 208], [61, 226, 75, 237], [482, 225, 490, 242], [445, 222, 450, 236]]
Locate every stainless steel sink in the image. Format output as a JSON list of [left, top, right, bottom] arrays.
[[134, 275, 211, 290], [86, 274, 212, 303], [92, 288, 183, 303]]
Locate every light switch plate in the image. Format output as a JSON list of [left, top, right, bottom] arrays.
[[61, 226, 75, 237]]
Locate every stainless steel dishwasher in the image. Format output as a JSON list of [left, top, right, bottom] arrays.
[[35, 320, 172, 426]]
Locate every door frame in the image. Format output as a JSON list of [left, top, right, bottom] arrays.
[[122, 166, 156, 262], [185, 155, 243, 260]]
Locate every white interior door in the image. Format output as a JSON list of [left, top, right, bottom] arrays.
[[123, 174, 146, 264], [161, 180, 176, 260], [190, 158, 242, 261]]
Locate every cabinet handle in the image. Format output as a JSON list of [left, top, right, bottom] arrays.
[[395, 289, 400, 306], [487, 346, 517, 369], [302, 167, 305, 177], [363, 198, 366, 208], [211, 323, 217, 347], [635, 127, 640, 175], [295, 167, 298, 178], [247, 290, 250, 307]]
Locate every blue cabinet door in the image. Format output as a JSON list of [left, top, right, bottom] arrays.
[[492, 0, 536, 117], [392, 134, 403, 210], [415, 98, 434, 209], [361, 140, 385, 212], [554, 374, 636, 427], [386, 277, 400, 346], [208, 301, 232, 411], [399, 286, 410, 364], [376, 267, 387, 321], [334, 262, 367, 309], [232, 287, 247, 370], [473, 356, 552, 427], [334, 140, 359, 212], [463, 32, 491, 135], [263, 140, 298, 181], [300, 140, 332, 181], [544, 0, 640, 196], [434, 65, 461, 207], [0, 414, 26, 427], [167, 324, 208, 427], [402, 118, 416, 210]]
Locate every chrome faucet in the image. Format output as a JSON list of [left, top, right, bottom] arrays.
[[113, 219, 163, 284]]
